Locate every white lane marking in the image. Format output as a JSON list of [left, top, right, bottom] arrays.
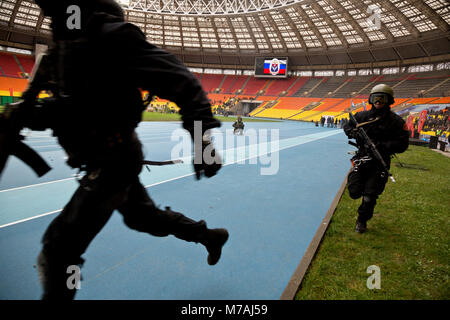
[[0, 210, 62, 229], [0, 177, 76, 193], [0, 173, 196, 229]]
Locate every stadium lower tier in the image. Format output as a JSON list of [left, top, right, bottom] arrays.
[[1, 76, 449, 124]]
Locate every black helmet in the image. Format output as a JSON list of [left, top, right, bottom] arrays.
[[368, 84, 395, 106]]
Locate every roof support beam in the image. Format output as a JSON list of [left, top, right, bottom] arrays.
[[308, 1, 348, 48], [210, 18, 223, 51], [8, 0, 23, 28], [194, 17, 203, 51], [293, 4, 328, 49], [280, 9, 308, 52], [226, 17, 242, 54], [241, 16, 259, 53], [404, 0, 449, 33], [264, 11, 288, 52], [378, 0, 420, 38], [254, 14, 274, 52], [326, 0, 371, 46]]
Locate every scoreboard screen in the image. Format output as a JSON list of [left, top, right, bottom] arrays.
[[254, 57, 288, 78]]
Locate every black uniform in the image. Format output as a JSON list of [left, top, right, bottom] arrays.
[[31, 0, 227, 300], [343, 105, 409, 224], [232, 118, 244, 134]]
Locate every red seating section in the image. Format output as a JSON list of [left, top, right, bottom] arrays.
[[242, 78, 269, 95], [264, 78, 295, 96], [0, 53, 22, 77], [224, 75, 248, 94], [200, 74, 224, 92], [1, 51, 449, 116], [286, 77, 309, 96], [16, 55, 34, 74]]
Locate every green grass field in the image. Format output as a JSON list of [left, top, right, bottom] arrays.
[[295, 145, 450, 300], [141, 111, 279, 122]]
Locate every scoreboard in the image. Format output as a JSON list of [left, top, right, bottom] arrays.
[[254, 57, 288, 78]]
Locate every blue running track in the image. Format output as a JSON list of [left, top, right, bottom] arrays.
[[0, 119, 351, 299]]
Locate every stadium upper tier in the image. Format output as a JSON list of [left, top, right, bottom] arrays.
[[0, 0, 448, 69], [1, 48, 449, 98], [1, 63, 449, 122]]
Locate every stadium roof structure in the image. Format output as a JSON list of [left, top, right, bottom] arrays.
[[0, 0, 449, 70]]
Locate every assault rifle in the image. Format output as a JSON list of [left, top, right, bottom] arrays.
[[348, 111, 395, 183]]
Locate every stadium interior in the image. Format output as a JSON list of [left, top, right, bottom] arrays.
[[0, 0, 449, 133], [0, 0, 449, 302]]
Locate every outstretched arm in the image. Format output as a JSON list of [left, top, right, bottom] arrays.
[[117, 23, 220, 136]]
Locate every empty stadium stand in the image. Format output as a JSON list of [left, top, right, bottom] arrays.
[[1, 51, 449, 124], [242, 77, 270, 95], [292, 77, 324, 97], [200, 74, 224, 93], [286, 77, 309, 96], [223, 75, 248, 94], [0, 52, 23, 78], [16, 54, 34, 74], [312, 77, 348, 98], [264, 77, 296, 96], [334, 76, 374, 99]]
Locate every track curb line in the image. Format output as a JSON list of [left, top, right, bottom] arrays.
[[280, 170, 350, 300]]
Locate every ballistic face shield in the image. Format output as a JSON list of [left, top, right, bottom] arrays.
[[369, 93, 390, 105], [368, 84, 394, 106]]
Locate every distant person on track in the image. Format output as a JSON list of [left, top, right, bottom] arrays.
[[344, 84, 409, 233], [232, 116, 245, 135], [29, 0, 228, 300]]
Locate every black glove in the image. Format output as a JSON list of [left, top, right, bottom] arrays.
[[355, 131, 367, 146], [344, 125, 358, 139], [193, 136, 222, 180]]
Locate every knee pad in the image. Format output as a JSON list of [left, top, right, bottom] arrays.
[[348, 188, 362, 200], [347, 171, 364, 200], [348, 183, 363, 199], [358, 195, 377, 214], [362, 195, 377, 205]]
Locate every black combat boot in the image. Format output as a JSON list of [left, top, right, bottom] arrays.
[[201, 228, 229, 265], [355, 219, 367, 233]]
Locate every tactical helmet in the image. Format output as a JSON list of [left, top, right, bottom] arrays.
[[369, 84, 395, 106]]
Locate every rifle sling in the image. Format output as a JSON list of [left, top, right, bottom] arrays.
[[355, 116, 381, 128]]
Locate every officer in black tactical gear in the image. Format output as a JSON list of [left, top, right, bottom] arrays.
[[344, 84, 409, 233], [232, 116, 245, 135], [29, 0, 228, 299]]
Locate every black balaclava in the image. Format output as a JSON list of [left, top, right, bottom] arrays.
[[34, 0, 125, 40], [369, 100, 392, 118]]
